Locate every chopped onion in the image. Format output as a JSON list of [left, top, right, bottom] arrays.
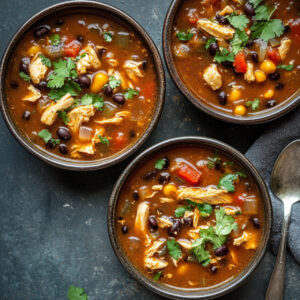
[[102, 101, 118, 118], [37, 97, 51, 113], [243, 196, 258, 215], [269, 38, 280, 47], [258, 40, 267, 62], [78, 126, 92, 142]]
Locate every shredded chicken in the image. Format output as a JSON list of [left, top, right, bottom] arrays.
[[176, 187, 233, 204], [134, 201, 150, 233], [197, 19, 235, 40], [219, 5, 234, 16], [107, 58, 119, 67], [144, 257, 168, 270], [152, 185, 163, 191], [76, 46, 101, 75], [29, 52, 48, 84], [203, 64, 222, 90], [183, 211, 194, 219], [224, 206, 241, 215], [193, 207, 200, 228], [94, 111, 131, 125], [22, 85, 41, 102], [41, 93, 73, 125], [157, 216, 173, 228], [233, 231, 258, 250], [177, 239, 192, 250], [67, 105, 96, 133], [278, 38, 291, 61], [91, 127, 106, 144], [144, 240, 165, 257], [160, 197, 174, 203], [70, 143, 95, 158], [123, 60, 144, 82], [244, 62, 255, 83]]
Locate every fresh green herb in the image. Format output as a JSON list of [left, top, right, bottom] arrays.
[[251, 19, 285, 42], [105, 75, 121, 89], [39, 54, 51, 67], [124, 88, 140, 99], [38, 129, 52, 143], [19, 71, 30, 82], [226, 14, 249, 31], [67, 285, 88, 300], [218, 172, 247, 192], [230, 29, 249, 55], [176, 30, 194, 42], [245, 98, 260, 111], [215, 207, 238, 236], [277, 64, 294, 71], [207, 153, 221, 169], [98, 135, 110, 145], [103, 32, 113, 42], [205, 37, 217, 49], [153, 271, 162, 281], [186, 200, 213, 217], [255, 5, 275, 21], [48, 81, 81, 100], [174, 206, 191, 218], [50, 33, 61, 46], [214, 48, 235, 64], [155, 158, 166, 170], [223, 161, 234, 167], [166, 239, 182, 261], [57, 110, 69, 125], [80, 94, 104, 111], [75, 52, 87, 61], [235, 210, 242, 215], [249, 0, 264, 8]]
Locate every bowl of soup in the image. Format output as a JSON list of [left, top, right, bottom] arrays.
[[163, 0, 300, 124], [0, 1, 165, 170], [108, 137, 271, 299]]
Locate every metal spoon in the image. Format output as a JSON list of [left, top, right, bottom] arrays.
[[266, 140, 300, 300]]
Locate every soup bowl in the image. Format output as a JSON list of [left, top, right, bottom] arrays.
[[108, 136, 272, 299], [163, 0, 300, 124], [0, 1, 165, 170]]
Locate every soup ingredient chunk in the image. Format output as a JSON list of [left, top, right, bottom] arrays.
[[203, 64, 223, 90]]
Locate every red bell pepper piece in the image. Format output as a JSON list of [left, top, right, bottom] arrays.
[[64, 40, 81, 57], [267, 47, 281, 64], [177, 163, 202, 185], [234, 194, 245, 206], [233, 51, 247, 73]]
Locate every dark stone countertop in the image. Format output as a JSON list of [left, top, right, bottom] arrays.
[[0, 0, 299, 299]]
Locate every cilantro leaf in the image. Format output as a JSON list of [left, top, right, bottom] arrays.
[[39, 54, 51, 67], [57, 110, 69, 125], [103, 32, 113, 42], [185, 200, 213, 217], [251, 19, 284, 42], [230, 29, 249, 55], [246, 98, 260, 111], [19, 71, 30, 82], [255, 5, 275, 21], [214, 48, 235, 64], [153, 271, 162, 281], [76, 52, 87, 61], [176, 31, 194, 41], [48, 81, 81, 100], [215, 208, 238, 236], [226, 14, 249, 31], [38, 129, 52, 143], [249, 0, 264, 8], [174, 206, 189, 218], [98, 135, 110, 145], [166, 239, 182, 260], [67, 285, 88, 300], [80, 94, 104, 111], [106, 76, 121, 89], [277, 64, 294, 71], [124, 88, 139, 99], [155, 158, 166, 170], [50, 33, 61, 46], [218, 172, 247, 192], [205, 37, 217, 50], [207, 153, 221, 169]]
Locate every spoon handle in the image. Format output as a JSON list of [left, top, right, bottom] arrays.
[[265, 202, 292, 300]]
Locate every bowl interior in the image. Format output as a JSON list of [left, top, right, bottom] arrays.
[[108, 137, 272, 299], [0, 1, 165, 170], [162, 0, 300, 124]]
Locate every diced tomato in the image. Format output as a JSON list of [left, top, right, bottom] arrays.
[[233, 51, 247, 73], [64, 40, 81, 57], [143, 80, 156, 98], [113, 132, 127, 149], [188, 15, 198, 24], [187, 9, 199, 24], [267, 47, 281, 64], [291, 18, 300, 41], [234, 194, 246, 206], [177, 163, 202, 185]]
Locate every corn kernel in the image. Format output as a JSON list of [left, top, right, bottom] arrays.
[[254, 70, 267, 83], [27, 45, 41, 56], [90, 72, 109, 93], [264, 89, 274, 99], [260, 60, 277, 74], [163, 184, 177, 197], [234, 105, 247, 116], [228, 89, 242, 102]]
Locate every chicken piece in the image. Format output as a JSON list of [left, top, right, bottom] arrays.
[[203, 64, 222, 90], [197, 19, 235, 40], [177, 239, 192, 250], [41, 93, 74, 126], [67, 105, 96, 133], [134, 201, 150, 233], [76, 46, 101, 75], [144, 240, 165, 257], [29, 52, 48, 84], [144, 257, 168, 270], [70, 143, 95, 158], [278, 38, 292, 61], [22, 85, 41, 102], [107, 58, 119, 67], [176, 187, 232, 205], [152, 185, 163, 191], [183, 211, 194, 219], [233, 231, 258, 250], [193, 207, 200, 228], [107, 69, 132, 90], [224, 206, 242, 215], [244, 62, 255, 83], [94, 111, 131, 125], [160, 197, 174, 203], [123, 60, 144, 82], [219, 5, 234, 16], [91, 127, 106, 144], [230, 248, 238, 265], [157, 216, 173, 228]]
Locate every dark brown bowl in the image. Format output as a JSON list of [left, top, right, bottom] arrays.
[[162, 0, 300, 125], [0, 0, 165, 171], [108, 136, 272, 299]]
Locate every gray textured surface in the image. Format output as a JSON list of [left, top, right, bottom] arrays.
[[0, 0, 299, 299]]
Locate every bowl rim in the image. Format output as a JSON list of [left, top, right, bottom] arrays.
[[162, 0, 300, 125], [0, 0, 165, 171], [107, 136, 272, 299]]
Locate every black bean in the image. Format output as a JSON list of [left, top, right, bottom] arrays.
[[214, 245, 229, 257], [142, 169, 157, 180], [34, 25, 51, 39], [275, 83, 284, 90], [132, 190, 139, 201], [148, 216, 158, 229], [78, 74, 91, 88], [246, 39, 254, 47], [251, 52, 259, 63], [56, 126, 72, 141], [10, 81, 19, 89], [121, 225, 129, 234], [130, 130, 136, 138], [161, 157, 170, 170], [284, 25, 290, 33], [142, 60, 148, 70], [168, 219, 181, 236], [210, 266, 217, 273], [113, 93, 126, 105], [104, 85, 113, 96], [266, 100, 277, 108], [268, 71, 280, 81], [251, 217, 261, 229], [20, 61, 29, 75], [59, 144, 68, 154], [117, 216, 123, 221], [158, 172, 171, 184], [245, 182, 252, 191], [46, 139, 57, 149], [98, 48, 106, 58], [221, 61, 233, 68], [56, 19, 64, 26], [245, 2, 255, 16], [216, 14, 229, 25], [37, 81, 48, 90], [182, 217, 193, 227], [22, 110, 31, 120], [77, 35, 84, 42], [218, 91, 227, 105], [208, 42, 218, 56]]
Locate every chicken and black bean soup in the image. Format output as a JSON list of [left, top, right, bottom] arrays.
[[171, 0, 300, 116], [117, 146, 264, 288], [6, 14, 157, 159]]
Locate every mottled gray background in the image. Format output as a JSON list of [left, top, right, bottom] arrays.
[[0, 0, 299, 299]]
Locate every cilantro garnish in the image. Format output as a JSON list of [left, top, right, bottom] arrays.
[[214, 48, 235, 64], [230, 29, 249, 54], [174, 206, 192, 218], [67, 285, 88, 300], [105, 76, 121, 89], [277, 64, 294, 71], [205, 37, 217, 49], [176, 30, 194, 42], [186, 200, 213, 217], [38, 129, 60, 145], [251, 19, 284, 42], [215, 207, 238, 236], [153, 271, 162, 281], [255, 5, 275, 21], [48, 81, 81, 100], [207, 153, 221, 169], [249, 0, 264, 8], [50, 33, 61, 46], [19, 71, 30, 82], [226, 14, 249, 31], [80, 94, 104, 111], [75, 52, 87, 61], [166, 239, 182, 261], [57, 110, 69, 125], [39, 54, 51, 67], [124, 88, 139, 99], [245, 98, 260, 111], [103, 32, 113, 42], [218, 171, 247, 192], [98, 135, 110, 145], [155, 158, 166, 170]]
